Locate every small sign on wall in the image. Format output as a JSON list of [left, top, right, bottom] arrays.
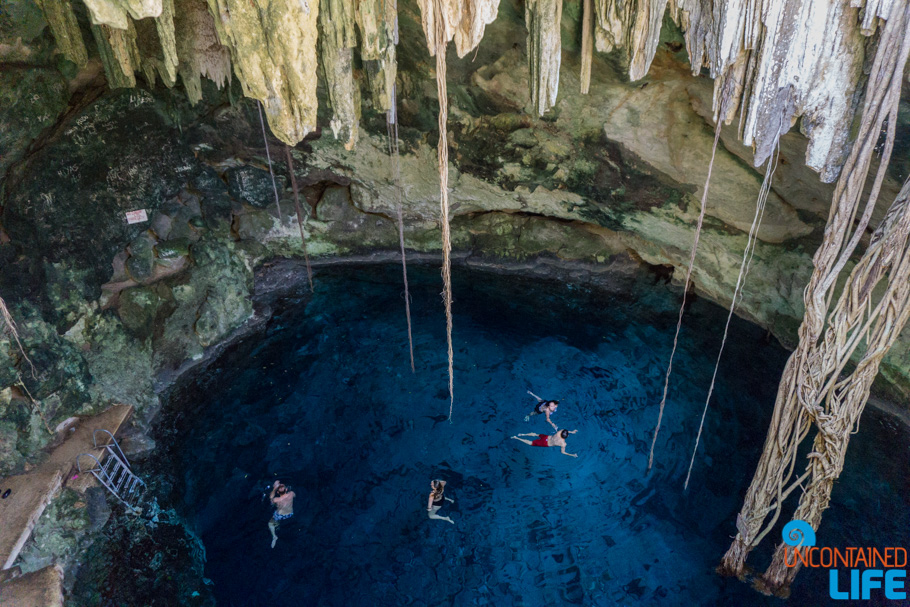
[[125, 209, 148, 224]]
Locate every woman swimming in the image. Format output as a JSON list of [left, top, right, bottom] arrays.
[[525, 390, 559, 430], [512, 429, 578, 457], [427, 479, 455, 524]]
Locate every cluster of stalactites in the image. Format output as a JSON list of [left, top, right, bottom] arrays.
[[34, 0, 401, 147], [35, 0, 229, 112], [592, 0, 903, 182]]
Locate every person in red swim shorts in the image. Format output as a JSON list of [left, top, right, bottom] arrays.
[[511, 428, 578, 457]]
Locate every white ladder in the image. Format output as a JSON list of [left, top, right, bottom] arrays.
[[77, 429, 146, 512]]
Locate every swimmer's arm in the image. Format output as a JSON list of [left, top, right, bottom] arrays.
[[445, 497, 454, 503], [269, 485, 278, 502], [545, 411, 557, 431], [561, 446, 578, 458], [528, 390, 543, 402], [427, 495, 434, 511]]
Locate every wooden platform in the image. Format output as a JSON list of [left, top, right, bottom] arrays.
[[0, 565, 64, 607], [0, 404, 133, 571]]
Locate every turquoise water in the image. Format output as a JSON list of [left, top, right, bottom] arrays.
[[157, 264, 910, 606]]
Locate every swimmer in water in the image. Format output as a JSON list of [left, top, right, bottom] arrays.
[[512, 428, 578, 457], [268, 480, 295, 548], [427, 479, 454, 524], [525, 390, 559, 431]]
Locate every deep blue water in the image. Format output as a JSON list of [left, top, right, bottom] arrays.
[[159, 264, 910, 606]]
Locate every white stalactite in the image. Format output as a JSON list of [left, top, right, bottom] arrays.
[[525, 0, 563, 116], [206, 0, 320, 145], [320, 0, 359, 149]]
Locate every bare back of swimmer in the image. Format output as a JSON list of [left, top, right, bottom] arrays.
[[512, 429, 578, 457]]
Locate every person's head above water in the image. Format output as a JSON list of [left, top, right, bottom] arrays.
[[559, 429, 569, 439], [431, 480, 446, 495], [276, 484, 288, 496], [537, 400, 559, 413]]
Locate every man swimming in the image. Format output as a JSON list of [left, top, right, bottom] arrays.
[[525, 390, 559, 431], [512, 429, 578, 457], [268, 480, 295, 548]]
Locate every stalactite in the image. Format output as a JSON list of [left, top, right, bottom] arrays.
[[34, 0, 90, 68], [592, 0, 887, 181], [525, 0, 562, 116], [174, 0, 231, 105], [356, 0, 398, 112], [319, 0, 359, 149], [135, 0, 178, 87], [206, 0, 320, 145], [579, 0, 593, 95], [720, 3, 910, 583], [91, 20, 142, 88], [82, 0, 164, 29], [154, 0, 178, 85]]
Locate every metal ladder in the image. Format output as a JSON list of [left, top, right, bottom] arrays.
[[77, 429, 146, 513]]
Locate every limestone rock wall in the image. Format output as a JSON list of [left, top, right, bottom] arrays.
[[2, 0, 910, 481]]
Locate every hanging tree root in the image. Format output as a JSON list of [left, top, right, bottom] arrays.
[[431, 0, 456, 419], [719, 5, 910, 586], [258, 100, 283, 222], [386, 85, 416, 373], [1, 295, 36, 378], [684, 139, 781, 490], [284, 145, 314, 291], [759, 177, 910, 591], [648, 70, 736, 472]]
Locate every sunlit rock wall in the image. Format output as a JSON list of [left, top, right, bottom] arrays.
[[1, 0, 909, 483]]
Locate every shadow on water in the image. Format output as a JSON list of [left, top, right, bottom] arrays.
[[149, 264, 910, 606]]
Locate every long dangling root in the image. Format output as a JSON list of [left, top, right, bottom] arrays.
[[1, 296, 36, 378], [721, 6, 910, 584], [386, 84, 416, 372], [284, 146, 314, 291], [684, 130, 781, 490], [648, 115, 723, 472], [432, 0, 455, 421], [649, 72, 738, 472], [17, 373, 53, 435], [257, 100, 282, 222]]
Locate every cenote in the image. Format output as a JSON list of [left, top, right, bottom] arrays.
[[148, 264, 909, 606]]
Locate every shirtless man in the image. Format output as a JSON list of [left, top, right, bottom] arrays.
[[512, 429, 578, 457], [268, 480, 295, 548]]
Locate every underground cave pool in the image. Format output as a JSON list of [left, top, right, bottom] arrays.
[[151, 263, 909, 606]]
